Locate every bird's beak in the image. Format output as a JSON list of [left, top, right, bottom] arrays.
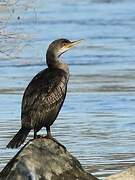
[[66, 39, 83, 49], [58, 39, 83, 57]]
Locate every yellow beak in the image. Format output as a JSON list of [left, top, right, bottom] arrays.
[[66, 39, 84, 48], [58, 39, 83, 57]]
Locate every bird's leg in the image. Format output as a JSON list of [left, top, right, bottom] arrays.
[[46, 126, 53, 138], [45, 126, 66, 150], [34, 131, 37, 139], [34, 131, 42, 139]]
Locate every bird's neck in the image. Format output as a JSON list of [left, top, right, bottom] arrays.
[[46, 49, 69, 74]]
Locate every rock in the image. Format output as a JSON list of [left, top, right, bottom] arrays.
[[105, 166, 135, 180], [0, 138, 98, 180]]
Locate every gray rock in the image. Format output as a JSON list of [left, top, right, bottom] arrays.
[[105, 166, 135, 180], [0, 138, 98, 180]]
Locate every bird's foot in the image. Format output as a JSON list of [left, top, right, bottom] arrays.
[[44, 135, 66, 150], [34, 135, 43, 139]]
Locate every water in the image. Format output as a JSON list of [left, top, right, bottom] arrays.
[[0, 0, 135, 179]]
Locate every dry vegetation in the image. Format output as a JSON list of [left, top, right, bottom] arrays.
[[0, 0, 35, 59]]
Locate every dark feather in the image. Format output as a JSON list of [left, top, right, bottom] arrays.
[[21, 68, 69, 131], [7, 128, 30, 148]]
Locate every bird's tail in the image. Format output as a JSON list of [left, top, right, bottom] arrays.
[[6, 127, 30, 148]]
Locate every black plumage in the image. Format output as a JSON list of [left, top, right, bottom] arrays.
[[7, 38, 81, 148], [22, 68, 68, 135]]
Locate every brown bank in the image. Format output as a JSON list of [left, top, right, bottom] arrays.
[[0, 138, 98, 180], [105, 166, 135, 180]]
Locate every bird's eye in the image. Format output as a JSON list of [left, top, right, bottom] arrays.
[[62, 43, 66, 46]]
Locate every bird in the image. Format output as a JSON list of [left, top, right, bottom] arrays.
[[7, 38, 81, 148]]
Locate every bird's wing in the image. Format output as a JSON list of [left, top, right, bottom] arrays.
[[21, 68, 68, 128]]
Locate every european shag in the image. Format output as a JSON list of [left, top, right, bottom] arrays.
[[7, 38, 81, 148]]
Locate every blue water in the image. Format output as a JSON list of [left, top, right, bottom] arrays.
[[0, 0, 135, 178]]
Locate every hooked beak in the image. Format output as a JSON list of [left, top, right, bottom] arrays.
[[66, 39, 84, 49], [58, 39, 83, 57]]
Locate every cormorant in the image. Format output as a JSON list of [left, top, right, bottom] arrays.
[[7, 38, 81, 148]]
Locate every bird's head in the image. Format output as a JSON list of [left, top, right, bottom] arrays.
[[46, 38, 82, 68], [47, 38, 82, 57]]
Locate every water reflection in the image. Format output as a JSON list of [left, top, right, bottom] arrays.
[[0, 0, 135, 179]]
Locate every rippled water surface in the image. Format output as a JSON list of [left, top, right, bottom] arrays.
[[0, 0, 135, 179]]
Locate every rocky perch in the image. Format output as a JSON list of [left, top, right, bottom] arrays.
[[1, 138, 135, 180], [0, 138, 98, 180]]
